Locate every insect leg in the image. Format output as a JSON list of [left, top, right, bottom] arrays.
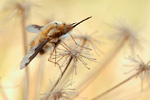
[[69, 34, 91, 50], [48, 44, 56, 61], [48, 58, 62, 74], [48, 42, 62, 73]]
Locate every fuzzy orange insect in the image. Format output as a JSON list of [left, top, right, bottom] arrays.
[[20, 16, 92, 69]]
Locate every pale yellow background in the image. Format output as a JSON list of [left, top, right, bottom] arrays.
[[0, 0, 150, 100]]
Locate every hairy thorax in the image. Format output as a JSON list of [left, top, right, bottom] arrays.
[[29, 21, 72, 55]]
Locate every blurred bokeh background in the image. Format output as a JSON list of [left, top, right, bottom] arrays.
[[0, 0, 150, 100]]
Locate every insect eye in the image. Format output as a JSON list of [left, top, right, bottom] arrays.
[[50, 35, 53, 38]]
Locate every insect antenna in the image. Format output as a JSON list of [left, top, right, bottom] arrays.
[[72, 16, 92, 28]]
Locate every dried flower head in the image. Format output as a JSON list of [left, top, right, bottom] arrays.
[[108, 19, 143, 54], [2, 0, 39, 20], [74, 31, 104, 55], [50, 42, 98, 74], [41, 79, 78, 100], [126, 55, 150, 90]]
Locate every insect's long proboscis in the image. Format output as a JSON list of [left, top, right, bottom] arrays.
[[73, 16, 92, 28]]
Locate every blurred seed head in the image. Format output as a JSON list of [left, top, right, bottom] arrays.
[[41, 79, 78, 100], [2, 0, 40, 20], [125, 55, 150, 89], [73, 31, 104, 55], [108, 19, 143, 55]]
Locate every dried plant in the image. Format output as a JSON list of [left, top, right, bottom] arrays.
[[108, 19, 143, 54], [0, 79, 8, 100], [76, 20, 144, 95], [2, 0, 39, 21], [92, 55, 150, 100], [2, 0, 39, 99], [0, 79, 19, 100], [125, 55, 150, 90], [54, 42, 98, 74], [41, 79, 79, 100], [45, 42, 98, 99], [1, 1, 149, 99], [73, 31, 104, 55]]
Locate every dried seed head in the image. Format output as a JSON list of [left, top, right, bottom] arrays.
[[41, 79, 78, 100], [125, 55, 150, 89], [53, 42, 99, 74], [74, 31, 104, 55], [108, 19, 143, 54], [2, 0, 39, 20]]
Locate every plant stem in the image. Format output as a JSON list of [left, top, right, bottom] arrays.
[[0, 88, 8, 100], [60, 38, 88, 83], [53, 56, 73, 90], [43, 56, 73, 100], [21, 10, 29, 100], [0, 81, 8, 100], [92, 71, 140, 100], [34, 56, 45, 100]]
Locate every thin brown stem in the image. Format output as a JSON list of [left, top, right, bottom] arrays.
[[52, 56, 73, 91], [21, 11, 29, 100], [61, 38, 88, 87], [81, 39, 87, 47], [92, 71, 140, 100], [43, 56, 73, 100]]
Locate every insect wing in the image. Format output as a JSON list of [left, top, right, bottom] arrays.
[[26, 25, 43, 33], [26, 21, 62, 33], [20, 39, 50, 69]]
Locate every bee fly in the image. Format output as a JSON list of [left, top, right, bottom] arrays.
[[20, 16, 92, 69]]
